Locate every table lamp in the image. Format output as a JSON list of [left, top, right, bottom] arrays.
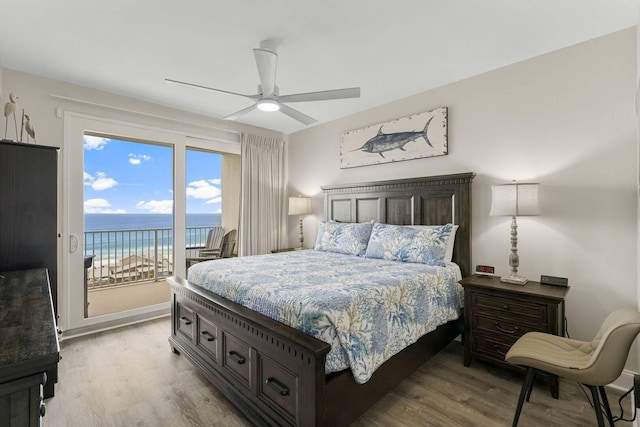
[[288, 196, 312, 249], [490, 182, 540, 285]]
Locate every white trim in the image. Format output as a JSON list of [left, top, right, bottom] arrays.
[[60, 311, 170, 341], [51, 93, 241, 137], [610, 368, 636, 392]]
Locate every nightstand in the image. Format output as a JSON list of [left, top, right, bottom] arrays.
[[460, 275, 569, 398], [271, 248, 301, 253]]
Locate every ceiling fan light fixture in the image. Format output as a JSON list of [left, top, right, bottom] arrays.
[[257, 99, 280, 112]]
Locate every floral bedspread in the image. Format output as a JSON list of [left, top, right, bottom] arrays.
[[187, 250, 462, 384]]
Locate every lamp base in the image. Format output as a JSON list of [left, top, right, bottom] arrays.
[[500, 274, 528, 285]]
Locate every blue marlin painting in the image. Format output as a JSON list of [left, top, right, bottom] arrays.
[[340, 107, 448, 169], [355, 116, 433, 158]]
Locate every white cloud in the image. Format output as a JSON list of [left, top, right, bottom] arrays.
[[84, 171, 93, 186], [84, 171, 117, 191], [136, 199, 173, 214], [187, 179, 221, 203], [128, 153, 152, 165], [91, 171, 117, 191], [84, 136, 110, 150], [214, 208, 222, 214], [205, 197, 222, 205], [84, 198, 126, 214]]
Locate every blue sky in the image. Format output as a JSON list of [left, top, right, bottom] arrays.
[[83, 136, 222, 214]]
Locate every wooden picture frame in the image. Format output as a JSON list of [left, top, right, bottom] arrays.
[[340, 107, 448, 169]]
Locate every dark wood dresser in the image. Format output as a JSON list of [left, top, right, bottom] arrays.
[[460, 274, 569, 398], [0, 142, 59, 316], [0, 269, 60, 426]]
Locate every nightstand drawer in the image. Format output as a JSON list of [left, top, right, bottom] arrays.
[[474, 313, 541, 338], [472, 292, 548, 325], [473, 334, 514, 361]]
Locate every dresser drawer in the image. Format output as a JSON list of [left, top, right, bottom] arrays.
[[258, 353, 299, 423], [196, 314, 218, 362], [222, 332, 251, 388], [472, 292, 548, 325], [176, 299, 195, 341]]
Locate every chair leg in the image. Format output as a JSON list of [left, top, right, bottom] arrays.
[[525, 370, 537, 402], [597, 386, 615, 427], [512, 367, 536, 427], [587, 385, 605, 427]]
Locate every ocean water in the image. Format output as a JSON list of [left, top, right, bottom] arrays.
[[84, 213, 221, 262], [85, 213, 220, 231]]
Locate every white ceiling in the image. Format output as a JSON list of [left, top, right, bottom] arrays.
[[0, 1, 637, 135]]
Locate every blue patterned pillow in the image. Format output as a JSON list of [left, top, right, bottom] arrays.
[[314, 221, 373, 256], [364, 223, 455, 265]]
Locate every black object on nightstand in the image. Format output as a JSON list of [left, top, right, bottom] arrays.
[[460, 274, 569, 399]]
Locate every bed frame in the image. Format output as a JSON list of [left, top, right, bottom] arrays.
[[168, 172, 475, 426]]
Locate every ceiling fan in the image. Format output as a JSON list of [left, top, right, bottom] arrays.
[[165, 40, 361, 125]]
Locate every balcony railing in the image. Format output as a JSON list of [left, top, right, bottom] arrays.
[[84, 226, 214, 288]]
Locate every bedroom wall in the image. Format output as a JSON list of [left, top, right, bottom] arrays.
[[288, 28, 638, 367]]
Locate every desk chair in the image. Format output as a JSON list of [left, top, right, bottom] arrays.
[[505, 308, 640, 427]]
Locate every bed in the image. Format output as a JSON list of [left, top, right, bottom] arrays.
[[168, 172, 475, 426]]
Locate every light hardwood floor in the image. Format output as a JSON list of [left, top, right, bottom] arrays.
[[46, 318, 634, 427]]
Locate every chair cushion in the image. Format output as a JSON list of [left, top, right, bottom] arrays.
[[505, 332, 596, 379]]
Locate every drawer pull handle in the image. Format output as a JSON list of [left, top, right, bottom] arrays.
[[266, 377, 289, 396], [493, 344, 507, 356], [494, 321, 519, 334], [180, 316, 192, 325], [201, 331, 215, 342], [502, 305, 509, 310], [228, 351, 246, 365]]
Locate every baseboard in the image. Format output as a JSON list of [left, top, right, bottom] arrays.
[[609, 369, 636, 392], [60, 309, 170, 341]]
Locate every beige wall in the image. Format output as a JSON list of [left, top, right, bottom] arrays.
[[289, 28, 638, 367]]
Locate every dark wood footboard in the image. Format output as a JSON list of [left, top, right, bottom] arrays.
[[169, 276, 462, 427], [169, 276, 330, 426]]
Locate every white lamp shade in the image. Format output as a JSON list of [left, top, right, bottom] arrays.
[[490, 183, 540, 216], [288, 197, 312, 216]]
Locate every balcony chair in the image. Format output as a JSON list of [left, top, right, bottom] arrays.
[[216, 229, 237, 259], [505, 308, 640, 427], [198, 226, 225, 257], [186, 229, 237, 269]]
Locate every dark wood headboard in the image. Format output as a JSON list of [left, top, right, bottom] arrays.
[[321, 172, 475, 277]]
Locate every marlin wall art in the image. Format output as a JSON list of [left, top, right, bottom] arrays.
[[340, 107, 448, 169]]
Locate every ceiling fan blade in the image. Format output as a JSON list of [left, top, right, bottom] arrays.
[[279, 87, 360, 103], [223, 103, 258, 121], [165, 78, 260, 100], [279, 104, 317, 126], [253, 47, 277, 97]]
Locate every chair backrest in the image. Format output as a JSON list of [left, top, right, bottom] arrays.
[[219, 229, 237, 258], [585, 308, 640, 385], [204, 226, 225, 250]]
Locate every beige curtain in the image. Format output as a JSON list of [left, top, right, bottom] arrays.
[[239, 133, 286, 256]]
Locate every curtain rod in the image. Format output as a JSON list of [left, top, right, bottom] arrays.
[[49, 93, 241, 135]]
